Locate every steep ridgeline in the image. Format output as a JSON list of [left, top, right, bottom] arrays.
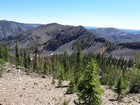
[[3, 22, 140, 59], [0, 20, 40, 40], [6, 23, 109, 55]]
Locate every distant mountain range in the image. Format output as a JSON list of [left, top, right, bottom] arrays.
[[0, 20, 140, 59], [0, 20, 41, 40], [86, 27, 140, 44]]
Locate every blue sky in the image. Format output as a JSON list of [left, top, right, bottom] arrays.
[[0, 0, 140, 29]]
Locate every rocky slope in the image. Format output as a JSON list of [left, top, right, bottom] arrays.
[[0, 63, 140, 105], [0, 62, 77, 105]]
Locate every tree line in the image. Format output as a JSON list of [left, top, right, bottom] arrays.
[[0, 40, 140, 105]]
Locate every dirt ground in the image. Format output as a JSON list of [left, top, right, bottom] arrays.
[[0, 63, 140, 105]]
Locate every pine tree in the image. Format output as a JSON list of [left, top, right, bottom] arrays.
[[78, 59, 102, 105], [23, 49, 28, 68], [51, 54, 57, 76], [27, 52, 31, 74], [135, 52, 140, 69], [74, 42, 82, 84], [129, 71, 140, 93], [43, 60, 49, 75], [66, 79, 77, 94], [34, 43, 39, 73], [63, 51, 70, 80], [116, 75, 125, 101], [129, 53, 140, 93], [15, 40, 20, 68], [52, 75, 55, 85], [58, 66, 65, 87], [4, 45, 9, 62], [66, 42, 82, 93]]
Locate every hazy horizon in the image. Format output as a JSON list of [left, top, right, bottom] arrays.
[[1, 0, 140, 30]]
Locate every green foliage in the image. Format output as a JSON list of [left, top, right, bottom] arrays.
[[15, 40, 20, 67], [51, 54, 57, 76], [116, 75, 125, 101], [60, 66, 65, 80], [34, 52, 39, 71], [0, 59, 5, 77], [63, 99, 70, 105], [58, 66, 65, 87], [129, 68, 140, 93], [66, 42, 83, 94], [93, 52, 133, 88], [0, 67, 4, 77], [4, 45, 9, 61], [63, 51, 70, 80], [74, 42, 82, 84], [66, 79, 77, 94], [0, 59, 5, 64], [52, 76, 56, 85], [78, 59, 102, 105], [129, 53, 140, 93], [43, 60, 49, 75], [23, 49, 28, 68], [135, 52, 140, 69], [33, 44, 41, 74], [27, 53, 31, 74], [52, 61, 64, 80], [0, 44, 9, 61], [58, 78, 62, 87]]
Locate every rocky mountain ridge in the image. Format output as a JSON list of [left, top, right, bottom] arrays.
[[0, 20, 41, 40], [0, 20, 140, 59]]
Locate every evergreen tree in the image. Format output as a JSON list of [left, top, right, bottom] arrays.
[[67, 42, 82, 93], [51, 54, 57, 76], [23, 49, 28, 68], [58, 66, 65, 87], [63, 51, 70, 79], [15, 40, 20, 68], [52, 75, 55, 85], [60, 66, 64, 81], [4, 45, 9, 62], [27, 52, 31, 74], [135, 52, 140, 69], [58, 72, 63, 87], [129, 71, 140, 93], [129, 53, 140, 93], [116, 75, 125, 101], [58, 78, 62, 87], [74, 42, 82, 84], [34, 43, 39, 73], [43, 60, 49, 75], [54, 62, 64, 80], [66, 79, 77, 94], [0, 44, 9, 62], [78, 59, 102, 105]]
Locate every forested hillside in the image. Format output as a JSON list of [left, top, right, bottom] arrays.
[[0, 42, 140, 104]]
